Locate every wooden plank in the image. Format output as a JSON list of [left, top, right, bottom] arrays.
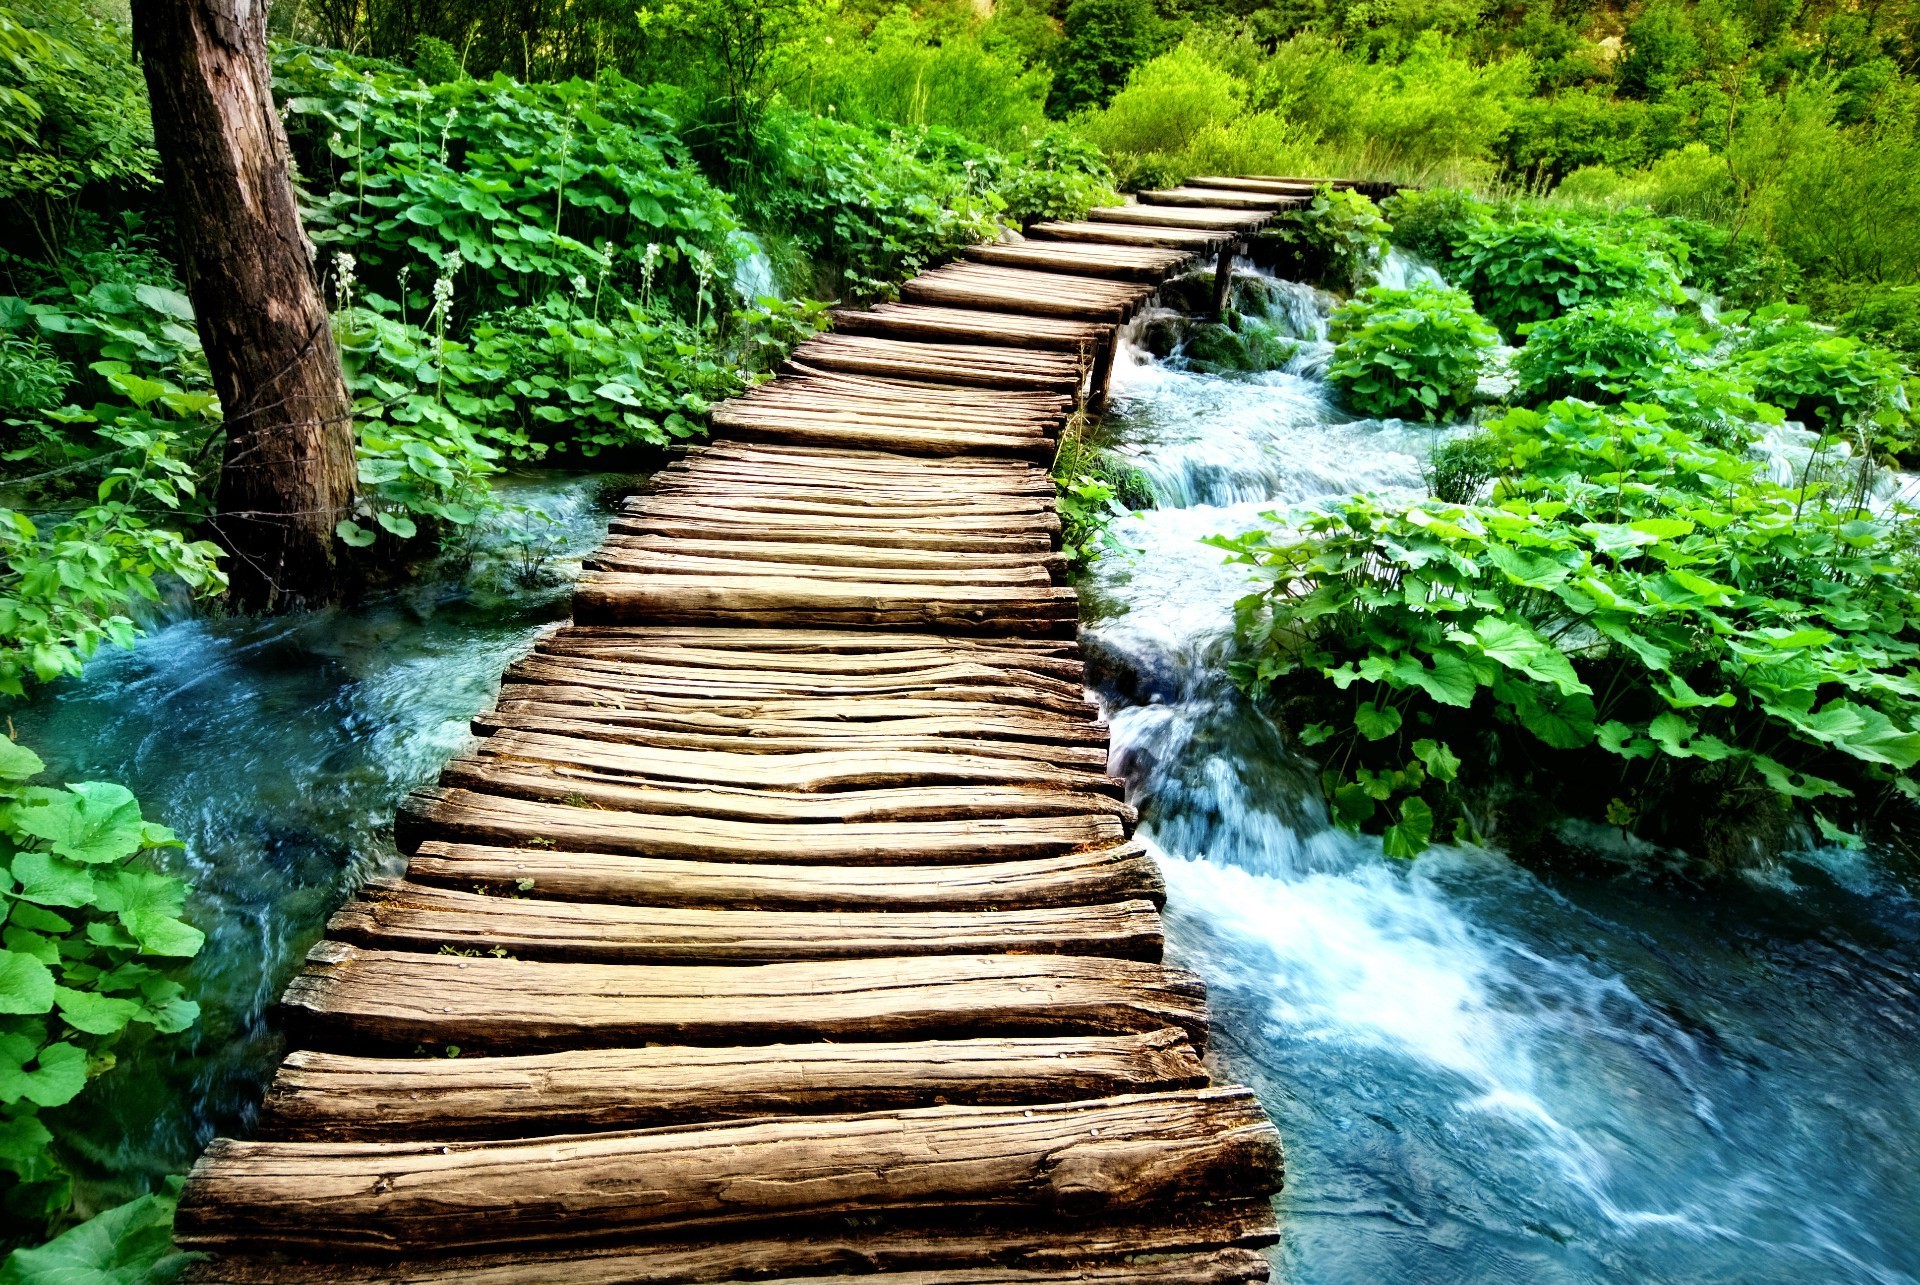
[[536, 623, 1083, 657], [329, 880, 1162, 964], [1087, 206, 1270, 232], [395, 786, 1126, 863], [963, 242, 1196, 281], [1137, 187, 1304, 211], [501, 654, 1092, 709], [901, 264, 1152, 322], [176, 1089, 1279, 1254], [592, 537, 1064, 581], [572, 572, 1079, 635], [607, 518, 1056, 555], [405, 839, 1165, 911], [466, 730, 1120, 794], [280, 944, 1212, 1051], [587, 549, 1055, 589], [790, 335, 1086, 391], [471, 710, 1114, 770], [256, 1029, 1211, 1140], [180, 1202, 1280, 1283], [533, 634, 1085, 681], [833, 304, 1111, 351], [1025, 220, 1232, 249]]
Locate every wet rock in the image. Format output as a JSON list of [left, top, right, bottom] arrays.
[[1185, 318, 1299, 375], [1141, 313, 1190, 360], [1160, 272, 1217, 314]]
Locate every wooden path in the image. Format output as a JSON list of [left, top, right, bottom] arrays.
[[172, 179, 1371, 1283]]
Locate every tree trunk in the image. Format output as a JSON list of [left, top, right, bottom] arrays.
[[133, 0, 356, 611]]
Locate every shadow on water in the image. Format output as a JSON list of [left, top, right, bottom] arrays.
[[5, 470, 631, 1211], [1084, 259, 1920, 1285]]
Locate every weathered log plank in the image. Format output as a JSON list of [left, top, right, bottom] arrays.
[[1025, 220, 1231, 249], [1137, 187, 1304, 210], [180, 1202, 1280, 1282], [466, 730, 1121, 794], [832, 304, 1111, 351], [900, 264, 1153, 322], [256, 1029, 1210, 1140], [329, 879, 1162, 964], [177, 1089, 1278, 1254], [1086, 206, 1270, 231], [395, 785, 1125, 861], [962, 242, 1196, 282], [532, 634, 1085, 681], [280, 944, 1211, 1051], [405, 839, 1164, 910]]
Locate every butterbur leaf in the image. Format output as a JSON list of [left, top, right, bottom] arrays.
[[1296, 722, 1336, 746], [1596, 720, 1656, 760], [1400, 651, 1480, 707], [11, 852, 95, 908], [121, 911, 204, 959], [1813, 813, 1866, 851], [0, 951, 54, 1015], [1381, 797, 1435, 858], [0, 1187, 191, 1284], [1466, 619, 1591, 696], [1412, 739, 1461, 783], [1332, 782, 1376, 828], [1654, 673, 1736, 709], [10, 784, 145, 863], [53, 986, 140, 1036], [0, 740, 43, 781], [1353, 704, 1403, 741], [7, 1042, 87, 1109]]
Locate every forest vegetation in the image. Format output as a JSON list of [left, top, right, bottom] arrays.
[[0, 0, 1915, 1271]]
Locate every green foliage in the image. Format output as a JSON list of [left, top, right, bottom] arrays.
[[1053, 423, 1150, 565], [1836, 285, 1920, 365], [753, 110, 1000, 296], [1261, 186, 1391, 292], [1423, 429, 1503, 504], [1455, 216, 1686, 338], [0, 740, 202, 1232], [0, 1181, 190, 1284], [0, 0, 155, 211], [1211, 398, 1920, 866], [1074, 39, 1244, 180], [996, 129, 1119, 224], [1327, 282, 1497, 422], [1380, 186, 1488, 270], [1510, 300, 1696, 403], [1734, 308, 1914, 450], [1048, 0, 1167, 116]]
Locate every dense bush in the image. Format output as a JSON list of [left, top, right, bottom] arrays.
[[1209, 398, 1920, 866], [1455, 217, 1686, 337], [1260, 186, 1390, 291], [1327, 282, 1497, 421], [1047, 0, 1167, 116], [1510, 300, 1696, 402], [1380, 186, 1487, 271], [1733, 309, 1914, 451]]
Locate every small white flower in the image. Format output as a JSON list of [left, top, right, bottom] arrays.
[[571, 273, 589, 296]]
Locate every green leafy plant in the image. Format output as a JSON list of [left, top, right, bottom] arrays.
[[1456, 217, 1686, 338], [1209, 398, 1920, 867], [1327, 282, 1496, 422], [1380, 186, 1488, 271], [997, 128, 1119, 224], [1261, 185, 1391, 292], [1510, 299, 1696, 401], [0, 738, 202, 1230], [1734, 309, 1913, 455]]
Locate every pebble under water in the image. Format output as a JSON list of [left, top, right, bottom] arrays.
[[1085, 266, 1920, 1284]]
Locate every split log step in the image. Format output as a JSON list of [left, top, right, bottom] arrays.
[[280, 944, 1212, 1051], [177, 1089, 1278, 1254], [329, 879, 1162, 964], [901, 263, 1154, 322], [257, 1029, 1208, 1140], [537, 623, 1083, 658], [789, 334, 1087, 391], [1137, 187, 1306, 211], [833, 303, 1112, 352], [573, 571, 1080, 635], [180, 1203, 1279, 1283], [1025, 220, 1233, 249], [963, 241, 1198, 281], [464, 730, 1122, 794], [405, 839, 1165, 910], [395, 785, 1126, 862], [1087, 205, 1272, 232], [532, 633, 1086, 681]]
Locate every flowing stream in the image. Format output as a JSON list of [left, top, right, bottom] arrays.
[[7, 265, 1920, 1280], [1085, 263, 1920, 1283]]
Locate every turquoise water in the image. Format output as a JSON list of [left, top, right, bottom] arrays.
[[9, 473, 627, 1211]]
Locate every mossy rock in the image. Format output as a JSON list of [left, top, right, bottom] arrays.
[[1160, 272, 1217, 314], [1141, 315, 1190, 359], [1185, 319, 1298, 374]]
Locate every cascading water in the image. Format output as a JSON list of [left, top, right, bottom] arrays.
[[1084, 253, 1920, 1284], [10, 472, 625, 1208]]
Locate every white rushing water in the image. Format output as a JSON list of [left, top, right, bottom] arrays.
[[1082, 256, 1920, 1284]]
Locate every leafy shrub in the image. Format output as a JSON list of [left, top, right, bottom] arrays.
[[1734, 311, 1913, 450], [1209, 399, 1920, 866], [1260, 186, 1391, 292], [1047, 0, 1167, 116], [0, 0, 156, 209], [754, 111, 999, 297], [1074, 41, 1245, 174], [1836, 285, 1920, 364], [0, 738, 202, 1232], [996, 129, 1119, 224], [1054, 424, 1149, 564], [1380, 186, 1488, 271], [808, 10, 1050, 149], [1423, 429, 1503, 503], [1455, 217, 1686, 338], [1510, 300, 1694, 402], [1327, 282, 1496, 421]]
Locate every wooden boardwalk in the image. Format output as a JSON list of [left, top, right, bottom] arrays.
[[174, 180, 1345, 1283]]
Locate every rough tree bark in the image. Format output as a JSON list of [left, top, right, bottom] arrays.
[[133, 0, 357, 611]]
